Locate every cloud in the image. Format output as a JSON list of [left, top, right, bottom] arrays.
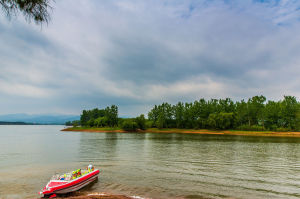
[[1, 0, 300, 116]]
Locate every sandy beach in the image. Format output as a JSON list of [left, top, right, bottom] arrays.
[[62, 127, 300, 138]]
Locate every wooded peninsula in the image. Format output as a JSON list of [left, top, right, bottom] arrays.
[[64, 96, 300, 135]]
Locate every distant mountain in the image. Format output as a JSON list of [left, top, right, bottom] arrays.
[[0, 114, 79, 124], [0, 121, 34, 125]]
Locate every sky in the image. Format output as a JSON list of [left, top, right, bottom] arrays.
[[1, 0, 300, 117]]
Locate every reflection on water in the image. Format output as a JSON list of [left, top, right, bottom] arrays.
[[1, 126, 300, 199]]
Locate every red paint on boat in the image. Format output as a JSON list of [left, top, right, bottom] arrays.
[[40, 169, 99, 196], [49, 193, 57, 198]]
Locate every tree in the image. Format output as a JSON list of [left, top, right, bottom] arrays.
[[87, 118, 95, 127], [207, 112, 234, 130], [207, 113, 217, 129], [183, 102, 193, 128], [121, 120, 138, 131], [164, 102, 174, 127], [149, 103, 174, 128], [217, 112, 235, 130], [80, 110, 90, 126], [0, 0, 53, 24], [281, 96, 299, 129], [80, 105, 119, 127], [94, 116, 108, 127], [173, 102, 184, 128], [146, 96, 300, 131], [148, 105, 159, 127], [235, 100, 248, 127], [105, 105, 118, 127], [247, 95, 266, 126], [135, 114, 146, 130], [264, 100, 281, 130], [72, 120, 80, 127], [218, 98, 235, 113], [193, 98, 209, 129], [157, 112, 165, 129]]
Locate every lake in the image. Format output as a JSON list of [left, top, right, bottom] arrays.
[[1, 125, 300, 199]]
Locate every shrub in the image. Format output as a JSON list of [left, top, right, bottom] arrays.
[[135, 114, 146, 130], [118, 118, 125, 127], [268, 124, 278, 131], [237, 125, 265, 131], [207, 114, 217, 129], [94, 116, 108, 127], [207, 112, 234, 130], [145, 121, 153, 128], [87, 119, 95, 127], [275, 127, 291, 132], [121, 120, 138, 131], [72, 120, 80, 127], [195, 118, 207, 129]]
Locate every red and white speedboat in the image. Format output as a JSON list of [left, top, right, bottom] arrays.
[[40, 166, 99, 198]]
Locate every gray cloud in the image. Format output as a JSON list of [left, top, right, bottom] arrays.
[[1, 0, 300, 116]]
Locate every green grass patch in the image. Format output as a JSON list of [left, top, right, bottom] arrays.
[[65, 126, 121, 131]]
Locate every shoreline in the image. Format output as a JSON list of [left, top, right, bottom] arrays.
[[62, 127, 300, 137], [55, 193, 135, 199]]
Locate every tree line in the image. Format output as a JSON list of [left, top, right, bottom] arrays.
[[67, 96, 300, 132], [80, 105, 119, 127], [66, 105, 146, 131], [148, 95, 300, 131]]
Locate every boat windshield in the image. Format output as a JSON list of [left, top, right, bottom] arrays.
[[50, 169, 92, 181], [51, 173, 72, 181]]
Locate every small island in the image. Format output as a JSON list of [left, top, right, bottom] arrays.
[[63, 95, 300, 137]]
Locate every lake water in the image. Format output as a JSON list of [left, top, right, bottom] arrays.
[[1, 126, 300, 199]]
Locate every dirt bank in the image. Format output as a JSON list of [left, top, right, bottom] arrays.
[[62, 127, 300, 138], [57, 194, 132, 199]]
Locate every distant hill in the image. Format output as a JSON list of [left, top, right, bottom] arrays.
[[0, 121, 33, 125], [0, 114, 79, 125]]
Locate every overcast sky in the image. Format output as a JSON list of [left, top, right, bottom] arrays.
[[1, 0, 300, 117]]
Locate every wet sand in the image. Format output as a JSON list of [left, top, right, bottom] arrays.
[[56, 193, 133, 199], [48, 192, 140, 199]]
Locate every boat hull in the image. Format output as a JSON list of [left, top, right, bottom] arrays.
[[41, 169, 99, 196]]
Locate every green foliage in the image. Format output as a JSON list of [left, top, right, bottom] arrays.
[[121, 120, 138, 131], [145, 120, 153, 128], [94, 116, 108, 127], [65, 120, 80, 127], [105, 105, 118, 127], [237, 125, 265, 131], [281, 96, 299, 129], [80, 105, 118, 127], [247, 95, 266, 126], [207, 114, 217, 129], [87, 119, 95, 127], [264, 100, 281, 129], [157, 112, 165, 129], [275, 127, 291, 132], [173, 102, 184, 128], [78, 96, 300, 132], [135, 114, 146, 130], [147, 95, 300, 131], [0, 0, 53, 24], [65, 121, 72, 126], [118, 118, 125, 127], [207, 112, 235, 130], [148, 102, 175, 128]]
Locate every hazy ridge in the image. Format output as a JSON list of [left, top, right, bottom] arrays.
[[0, 113, 79, 124]]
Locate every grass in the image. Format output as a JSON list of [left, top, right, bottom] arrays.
[[64, 126, 121, 131]]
